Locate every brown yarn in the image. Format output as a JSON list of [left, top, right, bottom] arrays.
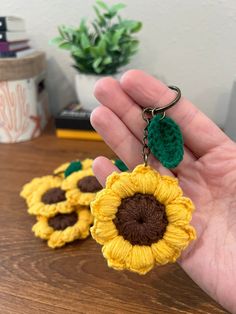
[[113, 193, 168, 246], [48, 212, 78, 230], [41, 188, 66, 204], [77, 176, 102, 193]]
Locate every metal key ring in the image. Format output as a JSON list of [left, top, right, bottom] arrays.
[[152, 86, 181, 114], [142, 86, 181, 121]]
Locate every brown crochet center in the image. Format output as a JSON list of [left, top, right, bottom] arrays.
[[42, 187, 66, 204], [77, 175, 102, 193], [113, 193, 168, 246], [48, 212, 78, 230]]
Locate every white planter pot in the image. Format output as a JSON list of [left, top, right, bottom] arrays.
[[75, 73, 120, 111], [0, 75, 49, 143]]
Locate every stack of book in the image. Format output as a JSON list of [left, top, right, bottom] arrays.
[[0, 16, 35, 58], [55, 103, 102, 141]]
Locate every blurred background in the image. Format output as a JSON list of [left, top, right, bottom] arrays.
[[2, 0, 236, 128]]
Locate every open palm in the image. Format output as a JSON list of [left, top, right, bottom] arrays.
[[90, 70, 236, 313]]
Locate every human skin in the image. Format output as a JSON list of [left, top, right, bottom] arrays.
[[90, 70, 236, 313]]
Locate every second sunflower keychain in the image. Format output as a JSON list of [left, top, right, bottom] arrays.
[[91, 86, 196, 275]]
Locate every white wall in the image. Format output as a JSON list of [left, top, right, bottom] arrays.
[[2, 0, 236, 126]]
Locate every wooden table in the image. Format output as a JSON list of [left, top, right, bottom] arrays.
[[0, 124, 228, 314]]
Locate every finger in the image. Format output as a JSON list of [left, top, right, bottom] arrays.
[[93, 156, 119, 187], [94, 77, 196, 174], [90, 105, 174, 177], [120, 70, 229, 157]]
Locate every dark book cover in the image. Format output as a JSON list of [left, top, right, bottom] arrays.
[[0, 17, 7, 32], [0, 31, 7, 42], [0, 50, 19, 57], [55, 103, 95, 131]]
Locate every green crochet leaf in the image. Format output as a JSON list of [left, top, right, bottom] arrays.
[[147, 115, 184, 168], [64, 161, 82, 177], [114, 159, 128, 171]]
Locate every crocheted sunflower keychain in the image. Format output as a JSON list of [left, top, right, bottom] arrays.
[[91, 86, 196, 275]]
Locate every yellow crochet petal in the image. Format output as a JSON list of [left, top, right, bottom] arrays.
[[28, 201, 74, 218], [53, 162, 70, 176], [78, 192, 97, 206], [154, 175, 183, 205], [166, 197, 194, 226], [106, 172, 137, 198], [32, 216, 54, 240], [163, 224, 196, 250], [82, 158, 93, 169], [78, 207, 93, 224], [102, 236, 132, 270], [65, 189, 81, 205], [65, 189, 96, 206], [25, 194, 35, 207], [151, 239, 181, 265], [47, 231, 65, 248], [73, 221, 90, 239], [91, 219, 118, 245], [47, 222, 89, 249], [56, 201, 75, 214], [91, 189, 121, 221], [131, 165, 161, 195], [126, 245, 155, 275]]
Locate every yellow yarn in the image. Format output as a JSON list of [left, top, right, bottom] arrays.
[[62, 168, 100, 206], [27, 176, 74, 218], [53, 158, 93, 177], [32, 207, 93, 248], [91, 164, 196, 275]]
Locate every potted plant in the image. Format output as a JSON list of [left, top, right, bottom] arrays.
[[51, 0, 142, 111]]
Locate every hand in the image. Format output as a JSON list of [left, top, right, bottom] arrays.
[[90, 70, 236, 313]]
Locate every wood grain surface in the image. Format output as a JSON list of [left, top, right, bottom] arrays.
[[0, 123, 228, 314]]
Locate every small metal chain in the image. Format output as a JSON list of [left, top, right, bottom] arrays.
[[142, 108, 152, 166]]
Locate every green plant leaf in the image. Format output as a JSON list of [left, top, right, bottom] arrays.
[[103, 56, 112, 64], [110, 45, 120, 51], [129, 40, 139, 52], [92, 22, 100, 36], [58, 26, 66, 38], [131, 21, 142, 33], [72, 46, 85, 58], [59, 42, 74, 50], [110, 3, 126, 14], [97, 38, 107, 56], [49, 36, 63, 45], [72, 63, 88, 73], [120, 20, 142, 33], [112, 28, 125, 45], [93, 57, 103, 69], [96, 0, 109, 11], [80, 18, 88, 34], [93, 5, 106, 27], [80, 33, 90, 49]]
